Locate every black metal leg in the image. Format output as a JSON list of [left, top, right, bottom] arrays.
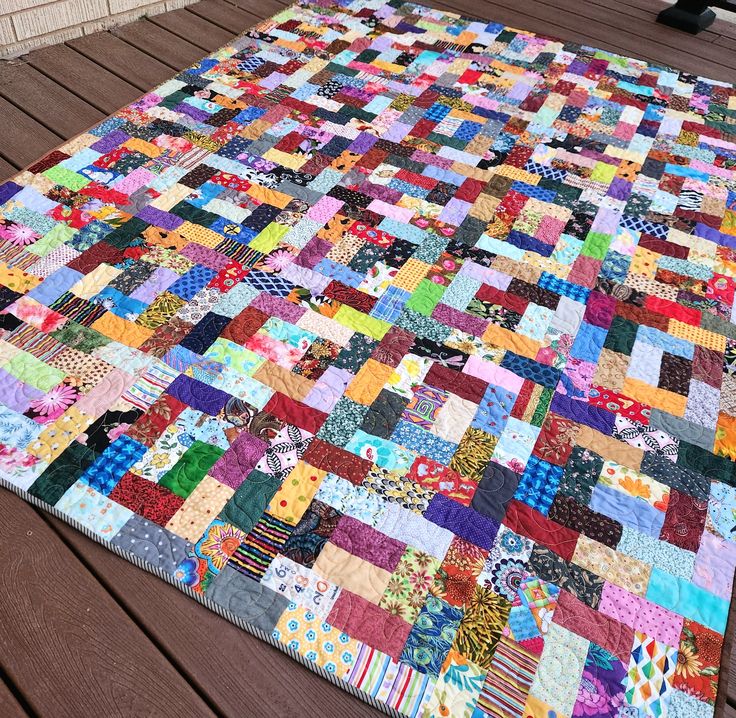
[[657, 0, 717, 33]]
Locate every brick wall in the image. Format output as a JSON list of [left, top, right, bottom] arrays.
[[0, 0, 199, 58]]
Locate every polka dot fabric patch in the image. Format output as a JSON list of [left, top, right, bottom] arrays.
[[2, 1, 736, 716]]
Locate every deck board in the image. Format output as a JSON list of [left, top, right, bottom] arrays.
[[48, 510, 381, 718], [0, 680, 29, 718], [67, 32, 174, 92], [0, 490, 218, 718], [1, 0, 736, 715], [148, 6, 235, 51], [188, 0, 262, 30], [112, 19, 207, 70], [0, 96, 62, 169], [0, 62, 104, 139], [27, 44, 140, 114]]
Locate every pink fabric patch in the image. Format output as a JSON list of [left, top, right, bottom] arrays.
[[598, 581, 683, 648], [307, 196, 343, 223], [432, 303, 488, 338], [327, 590, 412, 660], [463, 355, 524, 395], [113, 166, 156, 196], [366, 199, 414, 223]]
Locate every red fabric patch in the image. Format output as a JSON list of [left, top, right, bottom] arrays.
[[264, 392, 328, 435], [304, 439, 372, 485], [126, 393, 188, 448], [221, 306, 269, 345], [645, 295, 701, 326], [67, 241, 125, 274], [323, 280, 377, 313], [109, 471, 184, 526], [503, 500, 580, 561], [475, 284, 528, 314]]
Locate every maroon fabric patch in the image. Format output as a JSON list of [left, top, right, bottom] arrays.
[[67, 241, 125, 274], [371, 326, 415, 367], [548, 494, 622, 549], [221, 306, 269, 345], [424, 363, 487, 403], [324, 280, 377, 313], [109, 471, 184, 525], [303, 438, 372, 485], [660, 488, 708, 552], [504, 500, 580, 562]]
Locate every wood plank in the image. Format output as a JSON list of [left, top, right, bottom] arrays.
[[0, 61, 104, 140], [225, 0, 290, 18], [27, 44, 140, 115], [504, 0, 736, 73], [0, 96, 62, 169], [112, 19, 206, 71], [0, 489, 217, 718], [149, 6, 235, 51], [0, 680, 28, 718], [47, 513, 381, 718], [0, 156, 19, 182], [187, 0, 261, 32], [67, 32, 173, 93]]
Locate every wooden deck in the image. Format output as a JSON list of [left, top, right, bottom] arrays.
[[1, 0, 736, 716]]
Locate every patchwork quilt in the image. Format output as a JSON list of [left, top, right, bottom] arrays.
[[2, 1, 736, 716]]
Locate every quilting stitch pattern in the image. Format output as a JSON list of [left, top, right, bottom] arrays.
[[1, 1, 736, 717]]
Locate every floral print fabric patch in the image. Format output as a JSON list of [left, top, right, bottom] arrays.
[[1, 0, 736, 716]]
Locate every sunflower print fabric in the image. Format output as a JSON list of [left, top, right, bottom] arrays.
[[2, 0, 736, 716]]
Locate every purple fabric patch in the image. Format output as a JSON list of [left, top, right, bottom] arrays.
[[295, 236, 331, 269], [303, 366, 353, 412], [180, 243, 231, 271], [608, 176, 632, 202], [90, 129, 130, 154], [424, 493, 499, 550], [0, 368, 44, 412], [330, 516, 405, 571], [251, 292, 306, 323], [360, 182, 402, 204], [129, 267, 180, 303], [165, 374, 230, 416], [210, 430, 268, 490], [694, 222, 736, 250], [175, 103, 210, 122], [432, 303, 488, 338], [0, 181, 22, 206], [137, 205, 184, 231], [350, 132, 379, 154], [550, 393, 615, 435]]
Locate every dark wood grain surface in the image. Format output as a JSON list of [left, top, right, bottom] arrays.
[[0, 0, 735, 715]]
